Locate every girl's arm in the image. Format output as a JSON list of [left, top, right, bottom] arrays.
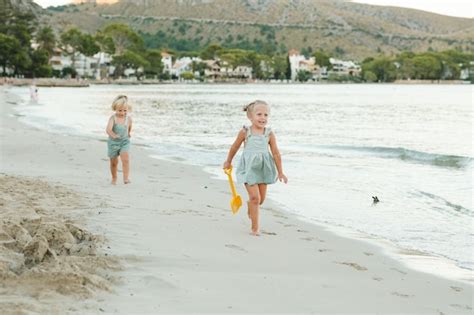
[[106, 116, 119, 139], [128, 116, 133, 138], [223, 129, 246, 169], [269, 132, 288, 183]]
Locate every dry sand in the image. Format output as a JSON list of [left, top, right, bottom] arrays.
[[0, 86, 472, 314], [0, 175, 119, 314]]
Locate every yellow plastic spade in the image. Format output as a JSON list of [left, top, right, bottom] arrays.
[[224, 167, 242, 214]]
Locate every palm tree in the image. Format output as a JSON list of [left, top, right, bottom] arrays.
[[36, 26, 56, 58]]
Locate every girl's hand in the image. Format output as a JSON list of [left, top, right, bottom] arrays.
[[223, 161, 231, 170], [278, 173, 288, 184]]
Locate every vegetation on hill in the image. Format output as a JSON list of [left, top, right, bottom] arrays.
[[44, 0, 473, 60]]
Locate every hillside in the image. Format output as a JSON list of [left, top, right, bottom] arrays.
[[36, 0, 474, 59]]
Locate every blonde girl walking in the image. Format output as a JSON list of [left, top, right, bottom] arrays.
[[106, 95, 133, 185]]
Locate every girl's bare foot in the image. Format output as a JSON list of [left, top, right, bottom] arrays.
[[124, 179, 131, 184], [250, 230, 260, 236], [111, 179, 117, 185]]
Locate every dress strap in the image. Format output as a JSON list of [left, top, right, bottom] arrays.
[[243, 125, 251, 139], [264, 127, 272, 137]]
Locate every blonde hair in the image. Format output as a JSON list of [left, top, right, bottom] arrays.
[[243, 100, 269, 116], [111, 95, 131, 111]]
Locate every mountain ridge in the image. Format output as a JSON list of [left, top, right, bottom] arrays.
[[22, 0, 474, 59]]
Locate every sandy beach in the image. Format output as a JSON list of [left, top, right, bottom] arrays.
[[0, 86, 473, 314]]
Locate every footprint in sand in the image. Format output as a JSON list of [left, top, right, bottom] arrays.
[[261, 231, 277, 236], [318, 248, 331, 253], [225, 244, 247, 252], [300, 237, 314, 241], [449, 304, 472, 311], [364, 252, 374, 256], [336, 262, 368, 271], [372, 277, 383, 281], [391, 292, 413, 298], [297, 229, 309, 233], [450, 286, 463, 292], [391, 267, 407, 275]]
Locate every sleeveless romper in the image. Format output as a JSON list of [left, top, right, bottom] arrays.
[[107, 115, 130, 158], [236, 126, 278, 185]]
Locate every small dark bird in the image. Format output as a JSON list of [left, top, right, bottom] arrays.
[[372, 196, 379, 203]]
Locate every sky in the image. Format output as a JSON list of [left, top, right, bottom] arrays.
[[33, 0, 473, 18]]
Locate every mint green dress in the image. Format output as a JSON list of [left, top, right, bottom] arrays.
[[236, 126, 278, 185], [107, 115, 130, 158]]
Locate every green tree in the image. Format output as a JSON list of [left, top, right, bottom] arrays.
[[143, 49, 163, 78], [102, 23, 144, 55], [180, 71, 194, 80], [285, 55, 291, 80], [297, 70, 311, 82], [200, 44, 223, 60], [112, 50, 150, 78], [272, 55, 287, 80], [94, 32, 116, 55], [80, 33, 100, 57], [0, 34, 21, 74], [363, 70, 377, 82], [36, 26, 56, 57], [362, 57, 397, 82], [412, 55, 442, 80], [0, 6, 35, 76], [60, 28, 84, 75], [313, 51, 332, 69], [30, 48, 52, 77], [191, 60, 207, 77]]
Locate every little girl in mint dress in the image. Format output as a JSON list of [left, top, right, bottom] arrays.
[[236, 126, 278, 185], [223, 100, 288, 236], [107, 115, 131, 158]]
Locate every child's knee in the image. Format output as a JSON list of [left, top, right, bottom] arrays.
[[110, 158, 118, 166], [249, 195, 260, 205]]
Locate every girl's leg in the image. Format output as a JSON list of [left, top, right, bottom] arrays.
[[258, 184, 267, 205], [110, 157, 118, 184], [245, 184, 260, 235], [120, 152, 130, 183]]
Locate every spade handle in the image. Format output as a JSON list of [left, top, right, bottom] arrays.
[[224, 167, 238, 197]]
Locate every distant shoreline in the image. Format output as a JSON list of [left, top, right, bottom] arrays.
[[0, 77, 469, 87]]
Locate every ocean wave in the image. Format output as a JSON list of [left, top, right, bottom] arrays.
[[317, 145, 472, 169], [416, 191, 473, 217]]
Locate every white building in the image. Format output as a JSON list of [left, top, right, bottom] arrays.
[[161, 52, 173, 75], [49, 48, 114, 79], [232, 66, 253, 79], [170, 57, 202, 78], [329, 58, 361, 76], [288, 49, 316, 81]]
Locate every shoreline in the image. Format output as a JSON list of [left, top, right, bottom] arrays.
[[9, 82, 472, 283], [1, 86, 472, 313], [0, 77, 470, 87]]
